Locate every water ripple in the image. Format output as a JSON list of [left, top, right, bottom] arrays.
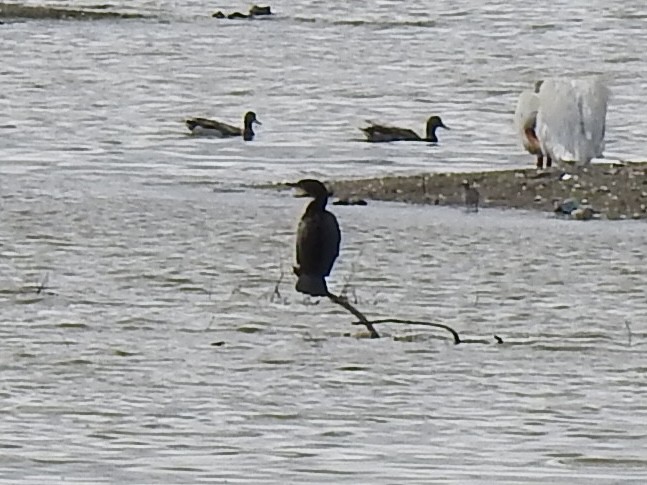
[[2, 1, 647, 483]]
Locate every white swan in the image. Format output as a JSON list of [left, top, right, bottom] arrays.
[[514, 77, 609, 168], [513, 81, 544, 168]]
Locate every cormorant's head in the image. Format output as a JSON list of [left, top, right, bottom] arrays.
[[243, 111, 262, 127], [534, 80, 544, 93], [287, 179, 332, 199], [427, 115, 449, 131]]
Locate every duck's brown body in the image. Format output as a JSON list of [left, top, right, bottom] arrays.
[[185, 111, 261, 140], [361, 115, 448, 143]]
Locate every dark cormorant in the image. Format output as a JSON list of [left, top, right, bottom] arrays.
[[185, 111, 261, 140], [360, 115, 449, 143], [288, 179, 341, 297]]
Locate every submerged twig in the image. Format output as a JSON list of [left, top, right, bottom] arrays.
[[36, 272, 49, 295], [270, 267, 284, 303], [326, 292, 380, 338], [351, 318, 461, 344], [340, 248, 364, 302], [624, 320, 632, 347]]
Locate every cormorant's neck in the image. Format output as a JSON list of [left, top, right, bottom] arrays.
[[305, 195, 328, 213]]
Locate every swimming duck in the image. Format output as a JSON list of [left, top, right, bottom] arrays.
[[212, 6, 272, 19], [227, 11, 248, 19], [514, 77, 609, 168], [185, 111, 261, 140], [249, 5, 272, 15], [360, 115, 449, 143], [288, 179, 341, 297], [461, 180, 480, 212]]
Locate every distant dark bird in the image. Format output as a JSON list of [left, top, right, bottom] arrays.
[[332, 197, 368, 206], [461, 180, 480, 212], [249, 5, 272, 15], [227, 11, 248, 19], [360, 115, 449, 143], [185, 111, 261, 140], [212, 5, 272, 18], [288, 179, 341, 297]]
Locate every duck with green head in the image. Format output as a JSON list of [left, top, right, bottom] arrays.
[[185, 111, 261, 140], [360, 115, 449, 143], [288, 179, 341, 297]]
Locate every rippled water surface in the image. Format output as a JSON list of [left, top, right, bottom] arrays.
[[2, 1, 647, 483]]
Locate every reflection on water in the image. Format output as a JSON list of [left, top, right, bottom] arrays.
[[1, 0, 647, 482]]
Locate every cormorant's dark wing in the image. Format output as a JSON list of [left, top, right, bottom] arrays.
[[296, 211, 341, 277], [320, 211, 340, 276]]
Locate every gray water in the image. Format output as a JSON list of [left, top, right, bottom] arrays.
[[2, 1, 647, 483]]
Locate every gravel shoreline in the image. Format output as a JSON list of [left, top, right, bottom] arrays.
[[273, 162, 647, 221]]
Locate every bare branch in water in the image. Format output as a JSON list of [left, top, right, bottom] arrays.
[[340, 248, 364, 301], [350, 318, 461, 344], [326, 292, 380, 338], [36, 272, 49, 294], [624, 320, 632, 347], [270, 267, 284, 303]]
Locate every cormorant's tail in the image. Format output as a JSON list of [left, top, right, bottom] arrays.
[[295, 274, 328, 297]]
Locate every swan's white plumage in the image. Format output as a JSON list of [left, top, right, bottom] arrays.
[[515, 76, 609, 166], [513, 90, 541, 155]]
